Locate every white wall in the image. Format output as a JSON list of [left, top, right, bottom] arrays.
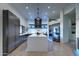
[[62, 4, 76, 43], [63, 15, 72, 43], [76, 4, 79, 38], [70, 15, 76, 41], [76, 4, 79, 49], [63, 12, 76, 43], [20, 18, 28, 32], [0, 3, 28, 56], [60, 9, 64, 43]]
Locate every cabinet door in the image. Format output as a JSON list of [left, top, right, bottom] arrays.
[[14, 19, 20, 47], [8, 18, 16, 53], [15, 19, 20, 40], [3, 10, 8, 56]]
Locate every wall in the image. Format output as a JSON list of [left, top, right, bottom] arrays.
[[76, 4, 79, 49], [62, 4, 76, 43], [20, 18, 28, 32], [70, 13, 76, 41], [62, 10, 76, 44], [63, 15, 72, 43], [0, 3, 28, 55], [60, 9, 64, 43], [76, 4, 79, 38]]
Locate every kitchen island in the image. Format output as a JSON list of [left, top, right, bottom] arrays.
[[26, 34, 48, 52]]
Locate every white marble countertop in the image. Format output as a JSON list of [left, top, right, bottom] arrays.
[[20, 32, 31, 36], [20, 33, 28, 36], [28, 34, 46, 37]]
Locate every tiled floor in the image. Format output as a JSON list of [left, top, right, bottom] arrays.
[[8, 41, 74, 56]]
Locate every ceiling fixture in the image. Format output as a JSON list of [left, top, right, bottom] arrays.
[[48, 6, 51, 9], [26, 6, 29, 9], [52, 11, 55, 13], [37, 7, 39, 17], [35, 4, 40, 17], [28, 12, 31, 15], [45, 12, 47, 15]]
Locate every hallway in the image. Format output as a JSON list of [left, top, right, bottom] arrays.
[[8, 41, 74, 56]]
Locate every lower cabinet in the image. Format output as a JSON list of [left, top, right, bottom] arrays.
[[15, 35, 28, 48], [7, 35, 27, 56]]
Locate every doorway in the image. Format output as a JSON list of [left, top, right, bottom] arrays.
[[49, 23, 60, 42]]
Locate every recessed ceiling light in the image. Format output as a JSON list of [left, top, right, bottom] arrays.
[[28, 12, 31, 15], [45, 12, 47, 15], [26, 6, 29, 9], [52, 11, 55, 13], [48, 6, 51, 9]]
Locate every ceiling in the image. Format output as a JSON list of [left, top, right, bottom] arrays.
[[9, 3, 70, 20]]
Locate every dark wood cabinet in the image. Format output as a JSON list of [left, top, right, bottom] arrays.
[[3, 10, 20, 56]]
